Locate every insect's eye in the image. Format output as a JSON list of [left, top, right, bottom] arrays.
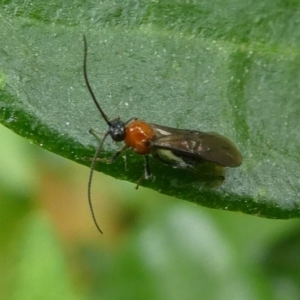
[[110, 129, 125, 141]]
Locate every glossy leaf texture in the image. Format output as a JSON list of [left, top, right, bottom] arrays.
[[0, 0, 299, 218]]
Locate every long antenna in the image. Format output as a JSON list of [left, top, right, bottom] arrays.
[[87, 132, 110, 234], [83, 35, 110, 234], [83, 35, 111, 125]]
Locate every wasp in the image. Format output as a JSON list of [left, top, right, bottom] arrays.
[[83, 36, 242, 233]]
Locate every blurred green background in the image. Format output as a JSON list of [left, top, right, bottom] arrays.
[[1, 124, 300, 300]]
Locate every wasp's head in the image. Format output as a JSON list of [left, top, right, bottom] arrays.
[[109, 118, 126, 142]]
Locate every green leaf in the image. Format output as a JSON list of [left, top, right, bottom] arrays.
[[0, 0, 299, 218], [13, 213, 81, 300]]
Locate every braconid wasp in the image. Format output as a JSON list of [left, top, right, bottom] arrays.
[[83, 35, 243, 234]]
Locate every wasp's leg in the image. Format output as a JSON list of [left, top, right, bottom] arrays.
[[101, 145, 129, 163], [85, 144, 129, 164], [135, 155, 152, 189], [89, 128, 104, 142]]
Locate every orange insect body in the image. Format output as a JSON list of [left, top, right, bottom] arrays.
[[125, 120, 156, 154]]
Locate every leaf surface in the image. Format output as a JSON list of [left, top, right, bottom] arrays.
[[0, 0, 299, 218]]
